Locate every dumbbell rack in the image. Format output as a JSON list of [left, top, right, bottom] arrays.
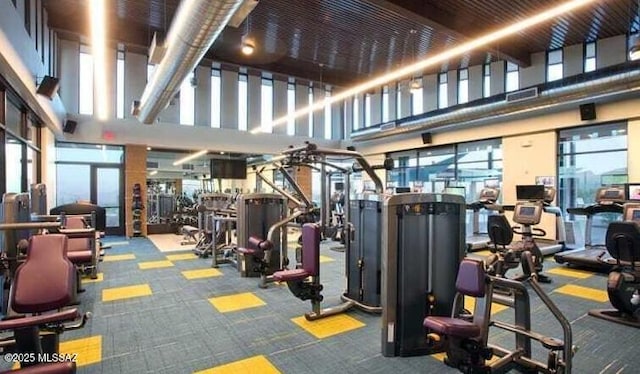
[[132, 183, 144, 237]]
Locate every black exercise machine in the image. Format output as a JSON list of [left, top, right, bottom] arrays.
[[424, 252, 573, 373], [555, 186, 625, 272], [466, 188, 501, 252], [487, 200, 551, 283], [588, 203, 640, 328]]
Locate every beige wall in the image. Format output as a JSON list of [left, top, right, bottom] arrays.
[[502, 132, 557, 239], [628, 119, 640, 182]]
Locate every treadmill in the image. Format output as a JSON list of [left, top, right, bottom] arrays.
[[466, 187, 502, 251], [554, 187, 625, 272], [503, 185, 566, 256]]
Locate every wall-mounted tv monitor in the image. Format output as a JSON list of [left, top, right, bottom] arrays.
[[516, 185, 545, 201], [210, 159, 247, 179], [626, 183, 640, 201], [334, 182, 345, 191], [395, 187, 411, 193]]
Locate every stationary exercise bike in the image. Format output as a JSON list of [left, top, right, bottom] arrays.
[[588, 203, 640, 328], [487, 201, 551, 283]]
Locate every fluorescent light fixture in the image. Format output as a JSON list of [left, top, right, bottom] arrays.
[[172, 150, 208, 166], [90, 0, 108, 120], [149, 170, 158, 176], [249, 0, 597, 134]]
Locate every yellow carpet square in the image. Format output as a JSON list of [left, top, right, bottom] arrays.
[[554, 284, 608, 303], [82, 273, 104, 283], [183, 268, 222, 280], [102, 284, 152, 302], [292, 314, 365, 339], [60, 335, 102, 367], [464, 296, 508, 315], [166, 253, 198, 261], [209, 292, 266, 313], [319, 255, 335, 263], [138, 260, 174, 270], [194, 355, 280, 374], [547, 267, 594, 279], [103, 254, 136, 262]]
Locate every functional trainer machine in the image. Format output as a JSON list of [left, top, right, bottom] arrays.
[[381, 193, 466, 357], [555, 186, 625, 272], [588, 203, 640, 328]]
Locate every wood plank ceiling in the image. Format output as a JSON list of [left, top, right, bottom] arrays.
[[44, 0, 638, 87]]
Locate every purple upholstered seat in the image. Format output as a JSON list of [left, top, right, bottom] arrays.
[[63, 217, 93, 264], [11, 235, 76, 313], [0, 362, 76, 374], [273, 223, 320, 282], [423, 259, 486, 339]]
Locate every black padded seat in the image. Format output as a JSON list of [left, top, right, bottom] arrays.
[[487, 215, 513, 247]]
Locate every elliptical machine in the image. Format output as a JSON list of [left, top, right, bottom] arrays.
[[487, 200, 551, 283], [588, 203, 640, 328]]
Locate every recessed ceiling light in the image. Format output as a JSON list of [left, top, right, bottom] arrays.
[[241, 42, 255, 55], [220, 151, 225, 155], [147, 147, 152, 151]]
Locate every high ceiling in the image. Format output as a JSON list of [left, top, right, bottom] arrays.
[[44, 0, 638, 86]]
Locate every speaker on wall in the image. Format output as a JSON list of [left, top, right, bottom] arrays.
[[346, 146, 356, 151], [36, 76, 60, 100], [579, 103, 596, 121], [63, 120, 78, 134], [421, 132, 432, 144]]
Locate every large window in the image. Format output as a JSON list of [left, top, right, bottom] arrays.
[[558, 123, 627, 245], [238, 74, 248, 131], [116, 51, 125, 119], [179, 71, 195, 125], [396, 82, 402, 118], [147, 64, 155, 82], [411, 79, 423, 115], [458, 69, 469, 104], [5, 136, 23, 193], [353, 96, 360, 130], [483, 64, 491, 98], [505, 62, 519, 92], [438, 73, 448, 109], [547, 49, 563, 82], [364, 93, 372, 127], [324, 89, 332, 140], [308, 87, 314, 136], [287, 83, 295, 135], [79, 49, 94, 115], [387, 139, 502, 199], [382, 85, 390, 123], [584, 42, 596, 73], [260, 78, 273, 133], [211, 69, 221, 128]]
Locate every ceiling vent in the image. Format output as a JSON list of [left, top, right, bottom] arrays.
[[148, 32, 166, 65], [146, 161, 159, 169], [506, 87, 538, 103]]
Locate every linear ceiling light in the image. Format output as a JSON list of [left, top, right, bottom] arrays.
[[173, 150, 209, 166], [149, 170, 158, 176], [249, 0, 597, 134], [90, 0, 108, 120]]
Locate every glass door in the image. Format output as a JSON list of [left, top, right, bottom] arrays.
[[94, 166, 123, 235]]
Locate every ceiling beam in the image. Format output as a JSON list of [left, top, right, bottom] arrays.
[[366, 0, 531, 67]]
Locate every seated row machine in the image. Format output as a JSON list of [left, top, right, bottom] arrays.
[[424, 251, 573, 373], [273, 223, 354, 321]]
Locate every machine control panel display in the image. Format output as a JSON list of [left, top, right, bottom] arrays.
[[513, 202, 543, 225], [597, 187, 625, 204], [623, 203, 640, 223]]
